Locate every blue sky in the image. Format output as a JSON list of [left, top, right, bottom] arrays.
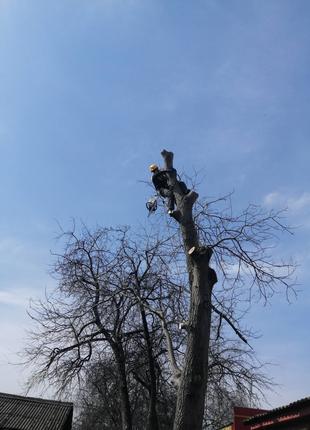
[[0, 0, 310, 408]]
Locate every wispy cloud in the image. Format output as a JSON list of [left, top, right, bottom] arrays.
[[263, 191, 282, 207], [0, 289, 33, 307], [288, 193, 310, 212], [263, 191, 310, 214]]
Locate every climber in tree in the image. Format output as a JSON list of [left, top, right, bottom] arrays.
[[149, 163, 189, 214]]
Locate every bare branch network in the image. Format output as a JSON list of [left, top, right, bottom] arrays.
[[22, 150, 296, 430]]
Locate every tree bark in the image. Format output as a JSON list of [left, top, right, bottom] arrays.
[[140, 304, 160, 430], [161, 150, 217, 430], [113, 342, 133, 430]]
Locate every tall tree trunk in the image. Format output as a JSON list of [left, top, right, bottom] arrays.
[[114, 343, 133, 430], [140, 304, 159, 430], [173, 258, 215, 430], [161, 150, 217, 430]]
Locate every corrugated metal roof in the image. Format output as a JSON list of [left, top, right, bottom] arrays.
[[0, 392, 73, 430], [245, 396, 310, 424]]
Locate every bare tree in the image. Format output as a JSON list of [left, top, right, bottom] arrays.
[[150, 150, 295, 430], [25, 227, 143, 430], [24, 151, 295, 430], [71, 285, 271, 430], [73, 359, 123, 430], [73, 345, 176, 430], [24, 225, 183, 430]]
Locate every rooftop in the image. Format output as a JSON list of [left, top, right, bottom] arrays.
[[245, 397, 310, 425], [0, 392, 73, 430]]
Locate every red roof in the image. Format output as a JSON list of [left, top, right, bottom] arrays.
[[245, 397, 310, 429]]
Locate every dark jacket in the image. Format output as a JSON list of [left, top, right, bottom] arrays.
[[152, 170, 170, 191]]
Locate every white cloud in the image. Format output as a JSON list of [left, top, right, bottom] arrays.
[[263, 191, 310, 214], [288, 193, 310, 212], [263, 191, 282, 207], [0, 289, 32, 307]]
